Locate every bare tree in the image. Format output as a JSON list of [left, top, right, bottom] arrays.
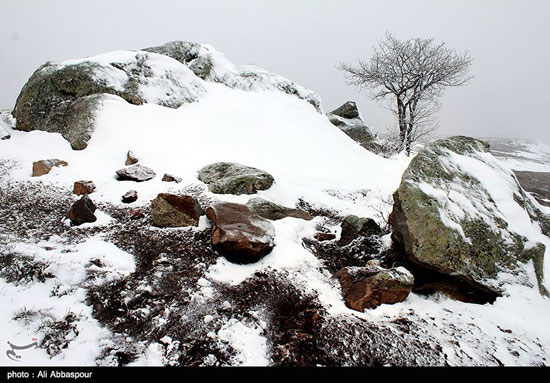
[[338, 33, 473, 155]]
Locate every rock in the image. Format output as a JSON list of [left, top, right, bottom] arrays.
[[122, 190, 138, 203], [389, 136, 549, 297], [246, 197, 312, 221], [67, 195, 97, 225], [73, 180, 96, 195], [330, 101, 360, 119], [339, 215, 382, 246], [151, 193, 204, 227], [12, 51, 207, 149], [162, 173, 182, 183], [334, 266, 414, 311], [144, 41, 322, 112], [0, 126, 10, 140], [206, 202, 275, 264], [326, 101, 380, 152], [129, 209, 146, 220], [116, 164, 156, 182], [314, 232, 336, 241], [32, 159, 68, 177], [125, 150, 138, 166], [198, 162, 274, 195]]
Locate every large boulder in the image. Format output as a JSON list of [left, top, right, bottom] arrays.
[[151, 193, 204, 227], [206, 202, 275, 264], [144, 41, 321, 112], [334, 265, 414, 311], [12, 51, 207, 150], [389, 136, 549, 297], [198, 162, 274, 195], [245, 197, 312, 221], [326, 101, 379, 152]]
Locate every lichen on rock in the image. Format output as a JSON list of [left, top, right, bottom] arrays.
[[389, 136, 549, 297]]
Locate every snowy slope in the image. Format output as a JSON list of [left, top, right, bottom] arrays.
[[1, 46, 550, 366]]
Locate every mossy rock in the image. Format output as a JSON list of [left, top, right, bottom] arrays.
[[198, 162, 274, 195], [389, 136, 548, 296]]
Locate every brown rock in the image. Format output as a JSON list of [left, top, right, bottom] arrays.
[[67, 195, 97, 226], [314, 232, 336, 241], [122, 190, 138, 203], [162, 173, 182, 183], [334, 266, 414, 311], [32, 159, 68, 177], [206, 202, 275, 264], [73, 180, 96, 195], [151, 193, 204, 227], [129, 209, 146, 220], [125, 150, 138, 166]]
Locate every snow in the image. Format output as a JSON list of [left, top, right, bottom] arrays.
[[1, 46, 550, 366]]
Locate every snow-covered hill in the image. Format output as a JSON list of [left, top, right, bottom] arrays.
[[0, 42, 549, 366]]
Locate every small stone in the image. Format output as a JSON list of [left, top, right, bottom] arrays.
[[67, 195, 97, 226], [122, 190, 138, 203], [314, 232, 336, 241], [116, 164, 156, 182], [73, 180, 96, 195], [125, 150, 138, 166], [32, 159, 68, 177], [339, 215, 382, 246], [129, 209, 145, 220], [162, 173, 182, 183], [246, 197, 312, 221]]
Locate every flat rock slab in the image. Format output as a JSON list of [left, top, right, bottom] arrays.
[[246, 197, 312, 221], [151, 193, 204, 227], [198, 162, 274, 195], [67, 195, 97, 226], [335, 266, 414, 311], [116, 164, 156, 182], [32, 159, 68, 177], [206, 202, 275, 264]]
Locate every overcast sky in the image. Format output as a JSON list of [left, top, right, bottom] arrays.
[[1, 0, 549, 142]]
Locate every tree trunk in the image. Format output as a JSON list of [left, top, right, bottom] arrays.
[[397, 98, 407, 153]]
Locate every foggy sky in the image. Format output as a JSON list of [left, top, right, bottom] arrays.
[[1, 0, 549, 143]]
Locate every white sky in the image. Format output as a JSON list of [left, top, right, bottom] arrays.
[[1, 0, 549, 142]]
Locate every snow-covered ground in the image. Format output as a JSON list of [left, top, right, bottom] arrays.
[[1, 49, 550, 365]]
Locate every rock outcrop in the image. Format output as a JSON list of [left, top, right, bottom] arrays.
[[206, 202, 275, 264], [32, 159, 68, 177], [389, 136, 549, 297], [245, 197, 312, 221], [67, 195, 97, 226], [151, 193, 204, 227], [116, 164, 156, 182], [326, 101, 379, 152], [339, 215, 382, 246], [198, 162, 274, 195], [335, 265, 414, 311], [13, 41, 321, 150], [144, 41, 321, 112]]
